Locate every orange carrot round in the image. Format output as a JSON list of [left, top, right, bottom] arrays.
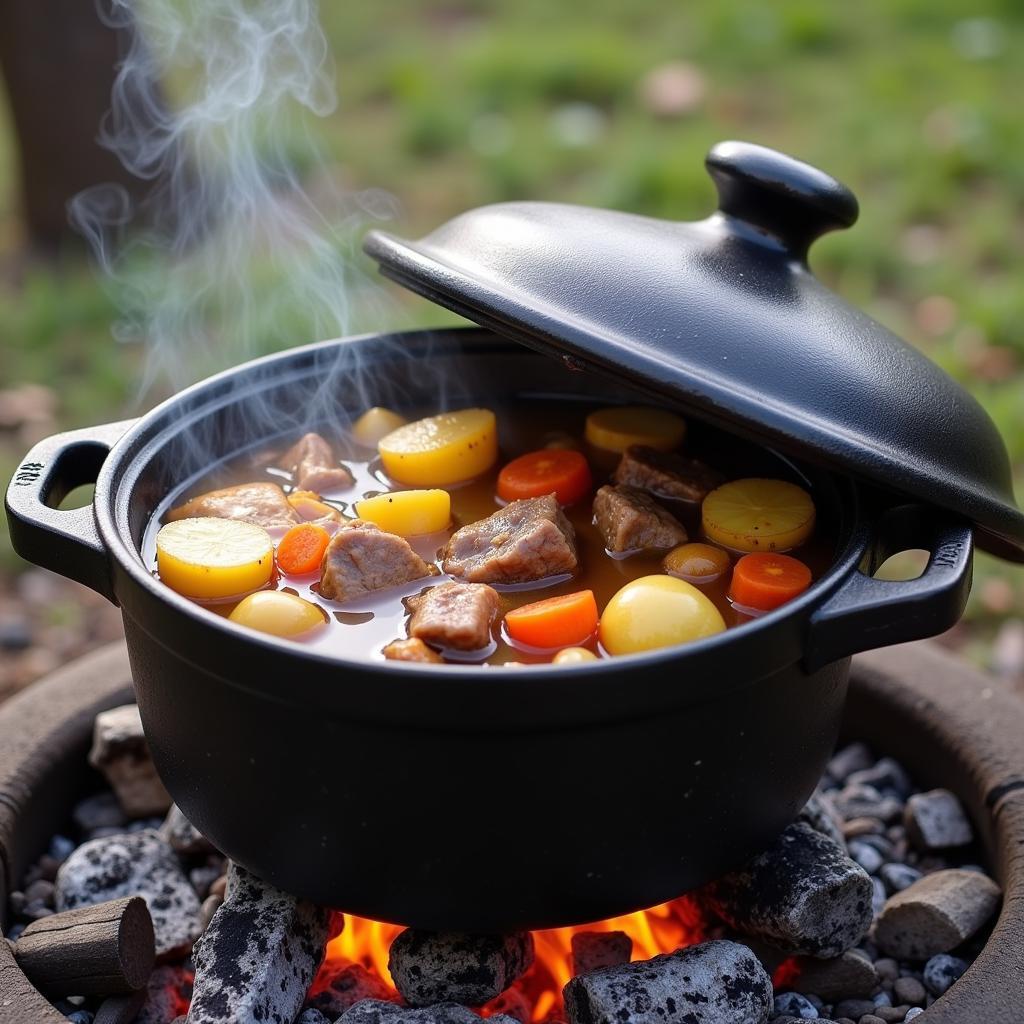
[[276, 523, 331, 576], [505, 590, 599, 649], [497, 449, 592, 506], [729, 552, 812, 611]]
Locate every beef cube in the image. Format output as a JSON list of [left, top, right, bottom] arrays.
[[382, 638, 444, 664], [282, 432, 353, 492], [408, 582, 500, 651], [320, 520, 438, 602], [593, 484, 687, 553], [442, 494, 578, 584], [168, 482, 299, 530], [613, 445, 723, 502]]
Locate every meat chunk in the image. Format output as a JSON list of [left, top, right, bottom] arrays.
[[592, 484, 687, 553], [382, 638, 444, 664], [282, 432, 353, 493], [319, 520, 437, 602], [613, 445, 723, 502], [168, 482, 299, 530], [442, 494, 578, 585], [407, 582, 500, 652]]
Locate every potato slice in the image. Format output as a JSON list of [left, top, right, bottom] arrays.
[[702, 478, 815, 553], [378, 408, 498, 486], [355, 489, 451, 536], [352, 406, 407, 447], [585, 406, 686, 453], [156, 517, 274, 600]]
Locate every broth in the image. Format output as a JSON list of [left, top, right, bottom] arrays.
[[143, 397, 835, 666]]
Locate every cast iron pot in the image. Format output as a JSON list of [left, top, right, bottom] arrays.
[[5, 327, 973, 931]]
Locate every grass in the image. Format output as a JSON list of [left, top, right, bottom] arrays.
[[1, 0, 1022, 631]]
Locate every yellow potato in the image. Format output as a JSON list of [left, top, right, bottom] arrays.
[[352, 407, 407, 447], [354, 489, 451, 536], [287, 490, 341, 522], [552, 646, 599, 665], [585, 406, 686, 453], [600, 575, 725, 655], [156, 518, 274, 600], [663, 542, 732, 582], [378, 408, 498, 486], [228, 590, 327, 638], [702, 478, 815, 553]]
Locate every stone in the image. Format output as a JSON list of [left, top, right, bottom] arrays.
[[874, 958, 899, 983], [55, 829, 202, 958], [905, 1010, 924, 1020], [160, 805, 215, 855], [832, 998, 875, 1019], [562, 940, 772, 1024], [199, 894, 222, 932], [827, 743, 874, 781], [774, 990, 819, 1018], [858, 1016, 885, 1024], [388, 929, 534, 1007], [871, 877, 887, 916], [297, 1011, 332, 1024], [570, 930, 632, 975], [922, 953, 968, 996], [187, 863, 331, 1024], [903, 790, 973, 850], [701, 822, 873, 958], [72, 792, 127, 832], [892, 977, 925, 1005], [793, 950, 879, 1000], [189, 865, 224, 900], [842, 818, 884, 839], [307, 962, 397, 1017], [847, 840, 883, 875], [879, 864, 922, 895], [339, 1002, 515, 1024], [830, 785, 903, 825], [135, 965, 194, 1024], [88, 705, 172, 817], [847, 759, 913, 800], [798, 792, 845, 846], [874, 869, 1001, 960]]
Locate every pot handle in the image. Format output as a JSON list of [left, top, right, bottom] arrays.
[[804, 506, 973, 672], [4, 420, 137, 605]]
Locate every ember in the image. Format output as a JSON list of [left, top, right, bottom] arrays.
[[319, 898, 707, 1022]]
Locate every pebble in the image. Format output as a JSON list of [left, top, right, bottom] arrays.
[[905, 1010, 924, 1020], [848, 840, 884, 875], [879, 864, 922, 895], [827, 743, 874, 781], [874, 958, 899, 984], [922, 953, 968, 995], [842, 818, 884, 839], [389, 929, 534, 1007], [198, 894, 222, 931], [774, 990, 819, 1017], [830, 785, 903, 825], [0, 617, 32, 651], [71, 791, 128, 833], [160, 804, 215, 855], [793, 950, 879, 1000], [847, 759, 913, 800], [871, 877, 887, 916], [297, 1011, 332, 1024], [54, 828, 202, 958], [798, 791, 846, 846], [892, 976, 925, 1005], [189, 864, 223, 900], [858, 1016, 885, 1024], [340, 1002, 517, 1024], [563, 940, 772, 1024], [48, 834, 76, 863], [903, 789, 973, 850], [875, 1009, 907, 1022], [88, 705, 172, 817], [832, 998, 875, 1019], [875, 869, 1001, 959]]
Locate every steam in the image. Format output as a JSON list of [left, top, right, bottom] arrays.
[[70, 0, 399, 403]]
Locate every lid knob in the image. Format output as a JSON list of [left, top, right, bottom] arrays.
[[706, 140, 859, 258]]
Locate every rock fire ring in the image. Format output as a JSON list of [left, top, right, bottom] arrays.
[[2, 642, 1024, 1023]]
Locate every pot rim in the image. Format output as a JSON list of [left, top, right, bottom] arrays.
[[94, 327, 864, 688]]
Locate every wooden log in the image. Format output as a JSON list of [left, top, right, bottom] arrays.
[[12, 895, 154, 997]]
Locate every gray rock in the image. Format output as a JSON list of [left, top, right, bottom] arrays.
[[892, 976, 925, 1005], [307, 961, 397, 1017], [339, 1002, 513, 1024], [570, 930, 632, 976], [858, 1016, 886, 1024], [842, 817, 884, 839], [189, 865, 224, 900], [875, 869, 1001, 960], [135, 965, 194, 1024], [793, 949, 879, 1000], [55, 829, 201, 958], [922, 953, 968, 996], [72, 791, 127, 832], [562, 940, 772, 1024], [903, 790, 973, 850], [831, 785, 903, 824], [701, 822, 873, 958], [297, 1011, 332, 1024], [879, 864, 922, 895], [832, 997, 875, 1019], [871, 877, 887, 916], [388, 929, 534, 1007], [798, 792, 845, 846], [827, 743, 874, 781], [187, 863, 331, 1024], [847, 840, 883, 875], [160, 805, 215, 855], [847, 759, 913, 800], [774, 990, 819, 1018], [88, 705, 172, 818], [905, 1010, 924, 1021]]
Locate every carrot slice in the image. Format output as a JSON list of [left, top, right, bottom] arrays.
[[729, 552, 812, 611], [505, 590, 599, 649], [276, 522, 331, 576], [497, 449, 593, 505]]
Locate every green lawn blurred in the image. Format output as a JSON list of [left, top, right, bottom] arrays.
[[0, 0, 1022, 646]]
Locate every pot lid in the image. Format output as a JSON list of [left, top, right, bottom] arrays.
[[364, 140, 1024, 561]]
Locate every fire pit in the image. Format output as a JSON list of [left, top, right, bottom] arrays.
[[1, 641, 1023, 1024]]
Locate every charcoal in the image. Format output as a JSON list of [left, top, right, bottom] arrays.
[[88, 705, 172, 817], [55, 829, 201, 959], [340, 1001, 518, 1024], [874, 868, 1001, 960], [388, 929, 534, 1007], [793, 949, 879, 1001], [570, 930, 632, 976], [797, 791, 845, 846], [297, 1012, 332, 1024], [135, 964, 194, 1024], [307, 961, 397, 1016], [700, 821, 873, 958], [562, 939, 772, 1024], [187, 863, 331, 1024], [160, 805, 216, 855], [903, 789, 973, 850]]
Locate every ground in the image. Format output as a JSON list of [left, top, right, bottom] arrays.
[[0, 0, 1022, 697]]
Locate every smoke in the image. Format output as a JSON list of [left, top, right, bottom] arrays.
[[70, 0, 399, 404]]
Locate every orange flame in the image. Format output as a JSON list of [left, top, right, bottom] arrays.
[[320, 896, 706, 1021]]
